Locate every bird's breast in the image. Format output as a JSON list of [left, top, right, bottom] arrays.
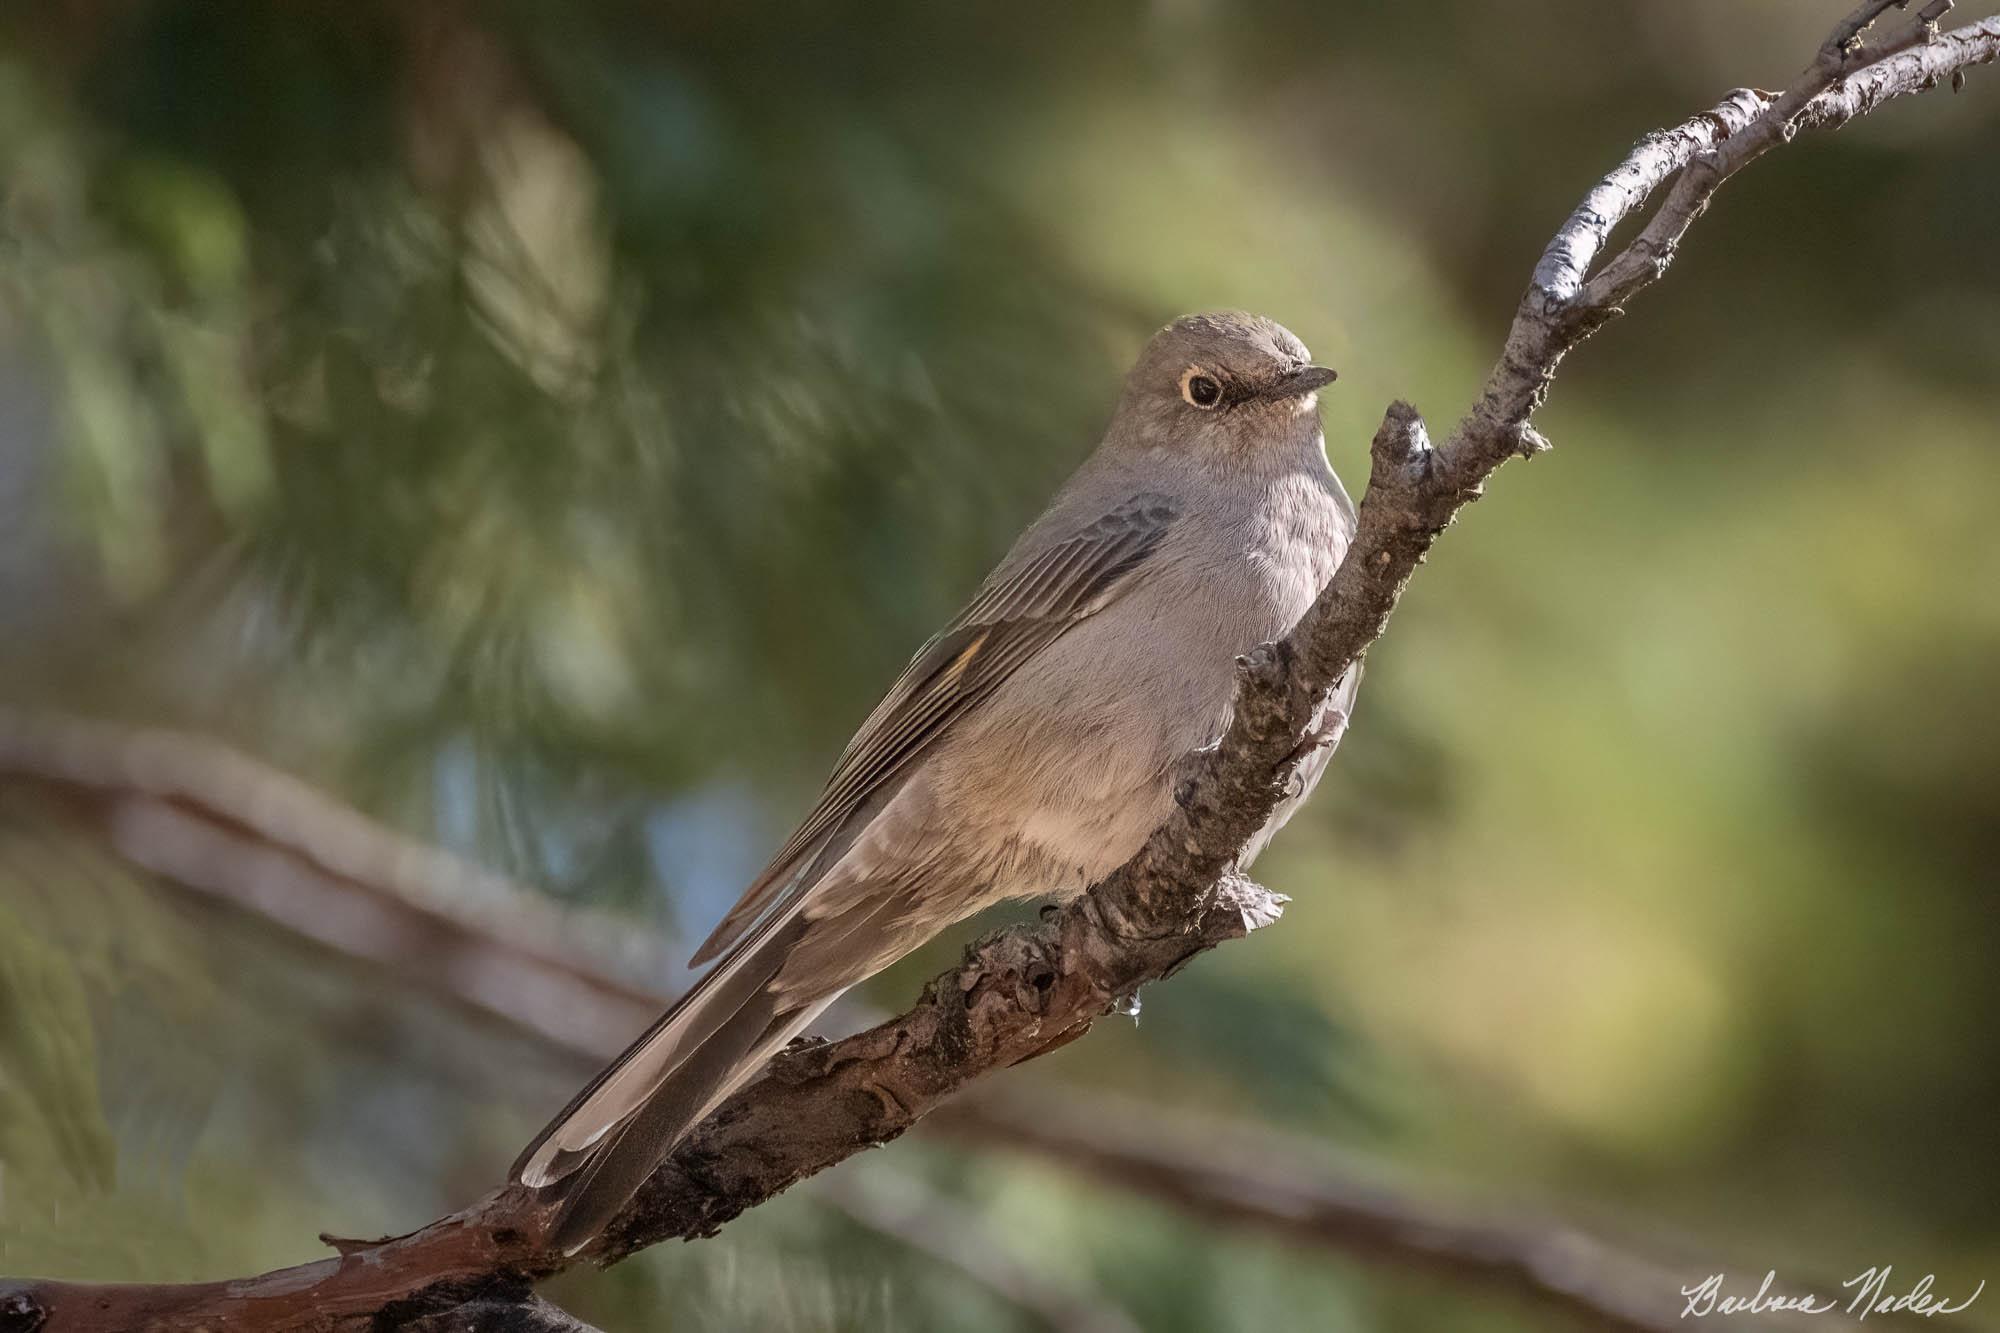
[[926, 466, 1351, 901]]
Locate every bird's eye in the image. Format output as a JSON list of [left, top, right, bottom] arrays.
[[1181, 370, 1223, 409]]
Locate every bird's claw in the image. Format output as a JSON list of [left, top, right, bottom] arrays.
[[1282, 707, 1348, 768]]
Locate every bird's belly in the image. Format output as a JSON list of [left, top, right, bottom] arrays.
[[1005, 773, 1171, 900], [927, 728, 1172, 898], [927, 635, 1226, 902]]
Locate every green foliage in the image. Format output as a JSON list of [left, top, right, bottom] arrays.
[[0, 895, 116, 1199]]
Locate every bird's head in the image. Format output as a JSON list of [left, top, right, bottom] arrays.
[[1112, 311, 1337, 456]]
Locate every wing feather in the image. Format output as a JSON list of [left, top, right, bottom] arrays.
[[687, 493, 1177, 966]]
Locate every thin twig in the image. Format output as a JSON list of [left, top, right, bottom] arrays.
[[1579, 15, 1998, 313]]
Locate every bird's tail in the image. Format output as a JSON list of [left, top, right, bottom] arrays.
[[510, 912, 823, 1254]]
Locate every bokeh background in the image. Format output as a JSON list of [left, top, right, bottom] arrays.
[[2, 2, 1997, 1329]]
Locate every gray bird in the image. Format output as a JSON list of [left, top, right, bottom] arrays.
[[512, 311, 1360, 1251]]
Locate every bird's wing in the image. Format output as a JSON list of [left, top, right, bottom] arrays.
[[688, 492, 1178, 966]]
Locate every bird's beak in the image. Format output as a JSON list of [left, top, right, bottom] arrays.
[[1260, 365, 1339, 401]]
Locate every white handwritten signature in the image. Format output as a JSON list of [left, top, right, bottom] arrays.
[[1682, 1268, 1984, 1320]]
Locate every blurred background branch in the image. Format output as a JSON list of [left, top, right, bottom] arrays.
[[1, 710, 1869, 1333]]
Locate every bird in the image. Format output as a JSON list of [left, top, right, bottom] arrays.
[[512, 310, 1361, 1252]]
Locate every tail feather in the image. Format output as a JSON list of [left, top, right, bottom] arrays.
[[511, 912, 815, 1251], [542, 994, 812, 1253]]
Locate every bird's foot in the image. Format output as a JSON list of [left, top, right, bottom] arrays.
[[1282, 706, 1349, 768]]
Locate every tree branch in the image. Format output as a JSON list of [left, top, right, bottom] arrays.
[[2, 7, 1994, 1330], [938, 1091, 1793, 1333]]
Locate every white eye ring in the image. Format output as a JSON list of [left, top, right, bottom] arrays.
[[1179, 367, 1224, 409]]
